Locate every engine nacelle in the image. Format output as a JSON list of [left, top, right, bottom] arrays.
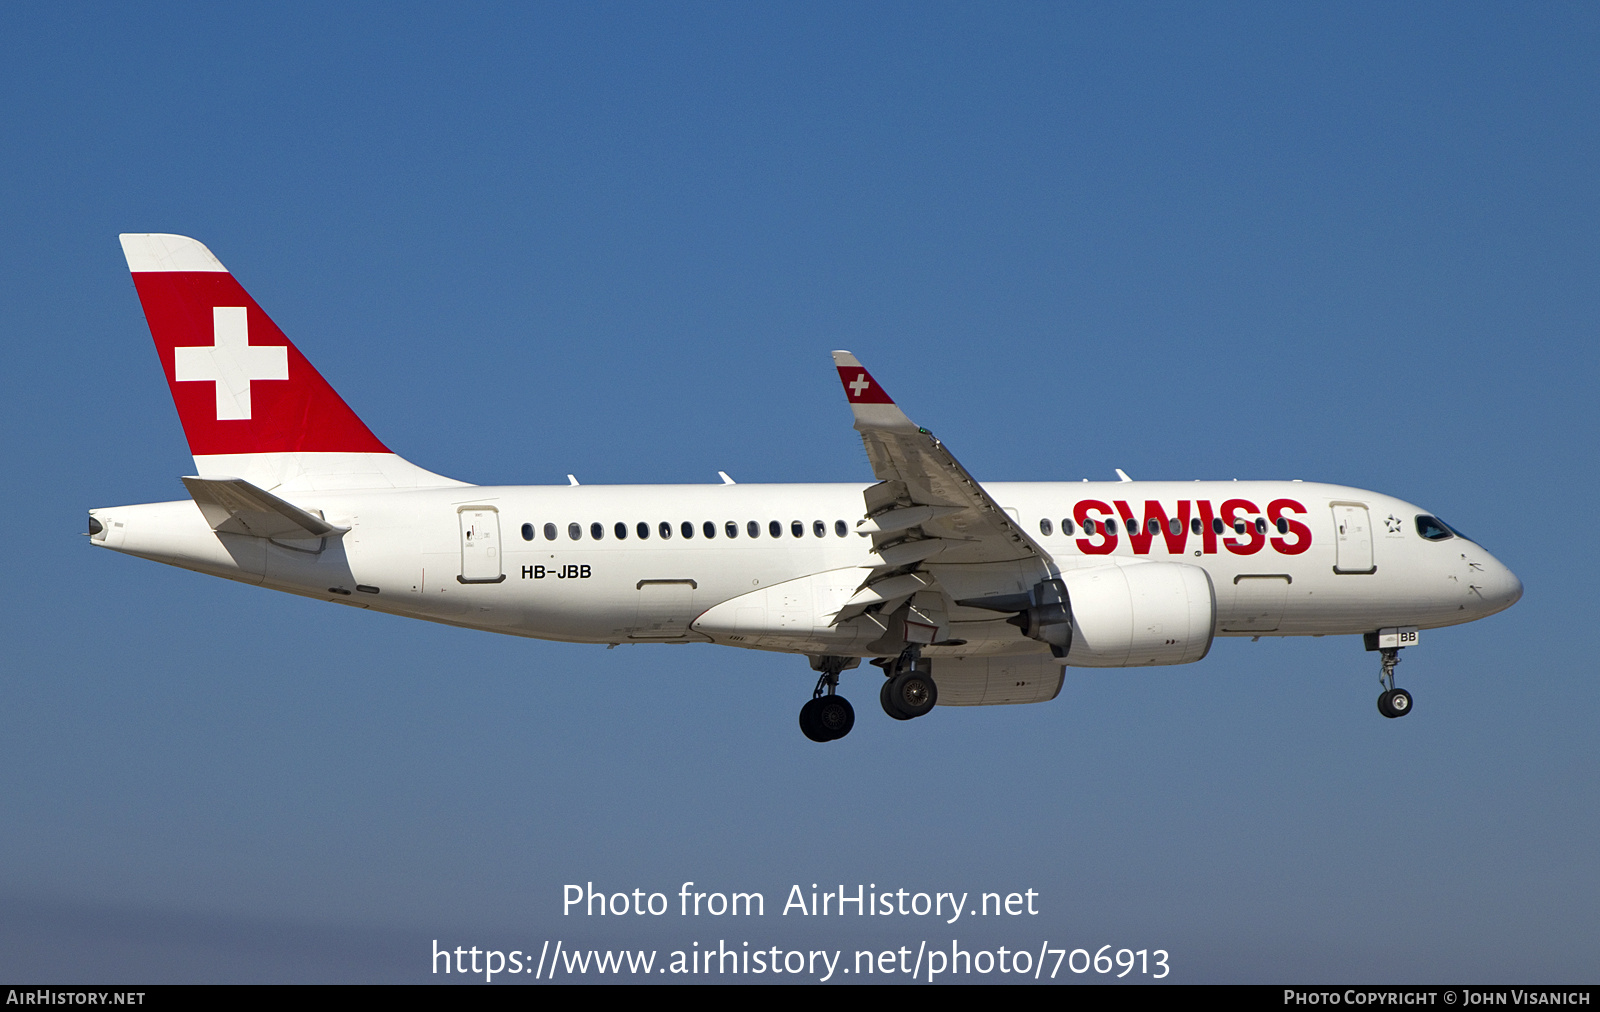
[[1060, 562, 1215, 667], [929, 654, 1065, 706]]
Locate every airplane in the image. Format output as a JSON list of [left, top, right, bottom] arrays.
[[89, 234, 1523, 742]]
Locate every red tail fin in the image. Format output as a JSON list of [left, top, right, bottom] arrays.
[[121, 233, 388, 457]]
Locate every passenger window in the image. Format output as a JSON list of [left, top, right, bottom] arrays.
[[1415, 515, 1455, 541], [835, 520, 847, 537], [791, 521, 803, 537], [703, 521, 716, 539], [1083, 518, 1096, 535], [1107, 519, 1118, 535], [1169, 517, 1182, 535], [748, 520, 760, 538], [1276, 518, 1289, 535], [1148, 518, 1160, 535], [637, 522, 650, 540], [813, 520, 825, 537], [659, 522, 672, 540], [1061, 519, 1074, 535], [725, 521, 738, 538], [590, 522, 604, 540], [1191, 518, 1202, 535], [1212, 518, 1225, 534], [544, 523, 557, 541], [769, 520, 782, 538], [1254, 517, 1267, 535], [521, 523, 534, 541], [681, 521, 694, 539], [1233, 520, 1246, 534], [1039, 518, 1054, 536], [614, 522, 627, 540], [568, 523, 582, 541]]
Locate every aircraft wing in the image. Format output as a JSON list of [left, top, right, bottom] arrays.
[[831, 351, 1055, 624]]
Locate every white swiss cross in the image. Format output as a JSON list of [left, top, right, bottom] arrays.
[[848, 373, 871, 397], [173, 307, 289, 420]]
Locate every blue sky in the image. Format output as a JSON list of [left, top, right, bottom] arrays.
[[1, 3, 1596, 982]]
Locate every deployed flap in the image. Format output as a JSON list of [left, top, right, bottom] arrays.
[[832, 352, 1047, 567], [181, 476, 348, 539]]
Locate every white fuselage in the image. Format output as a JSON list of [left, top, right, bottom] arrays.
[[90, 479, 1522, 663]]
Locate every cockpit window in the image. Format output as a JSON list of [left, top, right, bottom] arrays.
[[1415, 515, 1455, 542]]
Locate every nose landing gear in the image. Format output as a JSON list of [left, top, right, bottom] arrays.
[[1364, 629, 1418, 719], [1374, 645, 1413, 719]]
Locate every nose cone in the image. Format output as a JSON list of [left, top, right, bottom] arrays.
[[1484, 557, 1523, 615]]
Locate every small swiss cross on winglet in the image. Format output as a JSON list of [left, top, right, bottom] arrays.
[[831, 350, 918, 434], [831, 350, 895, 404]]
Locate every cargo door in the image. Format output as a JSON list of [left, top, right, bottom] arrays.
[[1223, 574, 1290, 631], [631, 579, 697, 639]]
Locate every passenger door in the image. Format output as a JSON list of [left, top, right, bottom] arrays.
[[1332, 504, 1376, 574], [458, 506, 505, 583]]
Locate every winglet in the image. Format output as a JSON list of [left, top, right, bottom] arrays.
[[832, 351, 918, 433]]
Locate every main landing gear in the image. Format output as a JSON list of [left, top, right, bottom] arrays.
[[799, 657, 855, 743], [796, 651, 940, 741], [877, 647, 938, 721]]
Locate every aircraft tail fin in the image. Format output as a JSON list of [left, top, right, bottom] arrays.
[[120, 234, 466, 491]]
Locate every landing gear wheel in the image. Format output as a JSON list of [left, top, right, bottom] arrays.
[[798, 657, 855, 742], [815, 695, 854, 739], [799, 698, 829, 741], [880, 679, 912, 720], [1377, 688, 1413, 719], [886, 669, 937, 719], [800, 695, 855, 741], [1389, 688, 1412, 716]]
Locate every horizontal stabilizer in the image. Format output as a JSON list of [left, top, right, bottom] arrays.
[[181, 476, 348, 539]]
